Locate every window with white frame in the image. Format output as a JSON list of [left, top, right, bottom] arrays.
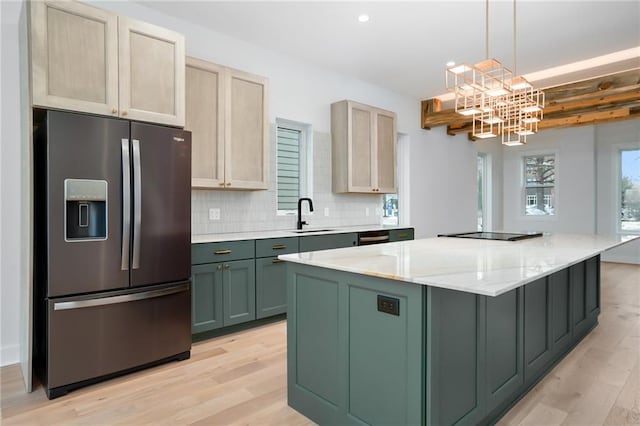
[[276, 120, 312, 213], [477, 154, 488, 231], [524, 154, 555, 216], [619, 148, 640, 233]]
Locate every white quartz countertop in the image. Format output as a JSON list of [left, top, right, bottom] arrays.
[[191, 225, 412, 244], [278, 233, 639, 297]]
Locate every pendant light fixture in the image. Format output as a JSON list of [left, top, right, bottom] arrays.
[[445, 0, 544, 145]]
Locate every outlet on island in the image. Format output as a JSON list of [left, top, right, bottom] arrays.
[[324, 207, 330, 216], [209, 208, 220, 221]]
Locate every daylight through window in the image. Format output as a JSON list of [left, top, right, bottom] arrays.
[[619, 148, 640, 233], [524, 154, 555, 216]]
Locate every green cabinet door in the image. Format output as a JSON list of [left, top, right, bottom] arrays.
[[585, 256, 600, 319], [523, 277, 553, 385], [298, 233, 357, 252], [191, 263, 224, 333], [485, 288, 524, 414], [256, 257, 287, 319], [223, 259, 256, 327], [550, 268, 572, 357], [570, 262, 590, 338]]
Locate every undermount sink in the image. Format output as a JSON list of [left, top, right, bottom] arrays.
[[290, 229, 334, 234]]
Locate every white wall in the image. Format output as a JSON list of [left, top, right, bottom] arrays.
[[1, 0, 29, 370], [501, 122, 639, 263], [409, 126, 477, 238], [477, 139, 504, 231], [596, 120, 640, 264], [503, 126, 597, 234]]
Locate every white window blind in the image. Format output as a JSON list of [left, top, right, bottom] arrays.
[[277, 127, 301, 211]]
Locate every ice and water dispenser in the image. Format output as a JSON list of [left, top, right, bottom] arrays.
[[64, 179, 107, 241]]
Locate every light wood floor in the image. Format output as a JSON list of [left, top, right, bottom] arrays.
[[1, 262, 638, 425]]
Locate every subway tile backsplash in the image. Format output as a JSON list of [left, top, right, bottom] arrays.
[[191, 129, 383, 235]]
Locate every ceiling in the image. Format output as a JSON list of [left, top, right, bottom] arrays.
[[139, 1, 639, 100]]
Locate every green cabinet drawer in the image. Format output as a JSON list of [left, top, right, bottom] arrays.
[[192, 240, 255, 265], [389, 228, 414, 242], [299, 233, 357, 252], [256, 237, 299, 258], [256, 257, 287, 319]]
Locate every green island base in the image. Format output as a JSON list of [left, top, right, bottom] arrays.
[[286, 255, 600, 425]]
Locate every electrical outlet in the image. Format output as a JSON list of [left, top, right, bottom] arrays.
[[209, 208, 220, 221], [365, 207, 370, 216], [324, 207, 330, 216]]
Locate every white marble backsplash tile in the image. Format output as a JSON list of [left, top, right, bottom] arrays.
[[191, 129, 384, 235]]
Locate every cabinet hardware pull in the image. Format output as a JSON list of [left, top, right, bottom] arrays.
[[226, 182, 231, 186], [122, 110, 128, 116], [398, 233, 408, 238], [219, 182, 225, 186], [224, 264, 230, 269], [272, 259, 284, 264], [112, 107, 118, 114], [272, 245, 287, 250], [217, 265, 222, 270], [214, 249, 232, 255], [359, 235, 389, 243]]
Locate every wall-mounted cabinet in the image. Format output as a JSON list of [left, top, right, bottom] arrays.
[[331, 100, 397, 194], [30, 1, 185, 127], [186, 57, 269, 190]]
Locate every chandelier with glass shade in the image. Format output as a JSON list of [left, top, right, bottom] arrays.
[[445, 0, 544, 146]]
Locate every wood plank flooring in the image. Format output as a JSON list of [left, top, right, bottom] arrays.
[[2, 262, 638, 425]]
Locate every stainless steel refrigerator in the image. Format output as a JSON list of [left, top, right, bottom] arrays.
[[33, 109, 192, 399]]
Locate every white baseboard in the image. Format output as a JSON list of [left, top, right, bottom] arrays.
[[1, 343, 20, 367]]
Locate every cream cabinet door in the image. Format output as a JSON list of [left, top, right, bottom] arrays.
[[225, 69, 269, 190], [331, 100, 397, 194], [375, 110, 397, 193], [118, 17, 185, 127], [186, 58, 225, 189], [348, 103, 375, 192], [30, 1, 119, 116]]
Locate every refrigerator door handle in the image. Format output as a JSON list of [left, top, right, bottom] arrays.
[[53, 283, 190, 311], [132, 139, 142, 270], [121, 139, 131, 271]]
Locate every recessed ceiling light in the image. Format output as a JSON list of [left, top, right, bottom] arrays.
[[446, 61, 456, 67], [358, 14, 370, 23]]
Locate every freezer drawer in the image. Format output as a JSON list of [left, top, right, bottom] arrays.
[[45, 282, 191, 398]]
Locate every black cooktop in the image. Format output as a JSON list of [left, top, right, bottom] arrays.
[[438, 231, 543, 241]]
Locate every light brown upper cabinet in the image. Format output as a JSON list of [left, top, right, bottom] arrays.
[[186, 57, 269, 190], [331, 100, 397, 193], [30, 1, 185, 127]]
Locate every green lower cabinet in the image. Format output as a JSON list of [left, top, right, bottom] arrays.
[[191, 263, 224, 333], [223, 259, 256, 327], [287, 264, 423, 426], [427, 288, 485, 426], [485, 288, 524, 414], [389, 228, 414, 242], [523, 278, 553, 384], [255, 257, 287, 319], [550, 268, 572, 357], [298, 233, 357, 252], [287, 256, 602, 426], [191, 259, 256, 332]]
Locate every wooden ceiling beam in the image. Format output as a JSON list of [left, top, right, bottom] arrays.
[[423, 69, 640, 135]]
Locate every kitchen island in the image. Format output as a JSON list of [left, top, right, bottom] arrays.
[[279, 233, 638, 425]]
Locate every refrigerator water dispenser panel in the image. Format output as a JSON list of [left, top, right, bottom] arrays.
[[64, 179, 107, 241]]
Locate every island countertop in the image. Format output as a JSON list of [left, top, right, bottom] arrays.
[[279, 233, 638, 296]]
